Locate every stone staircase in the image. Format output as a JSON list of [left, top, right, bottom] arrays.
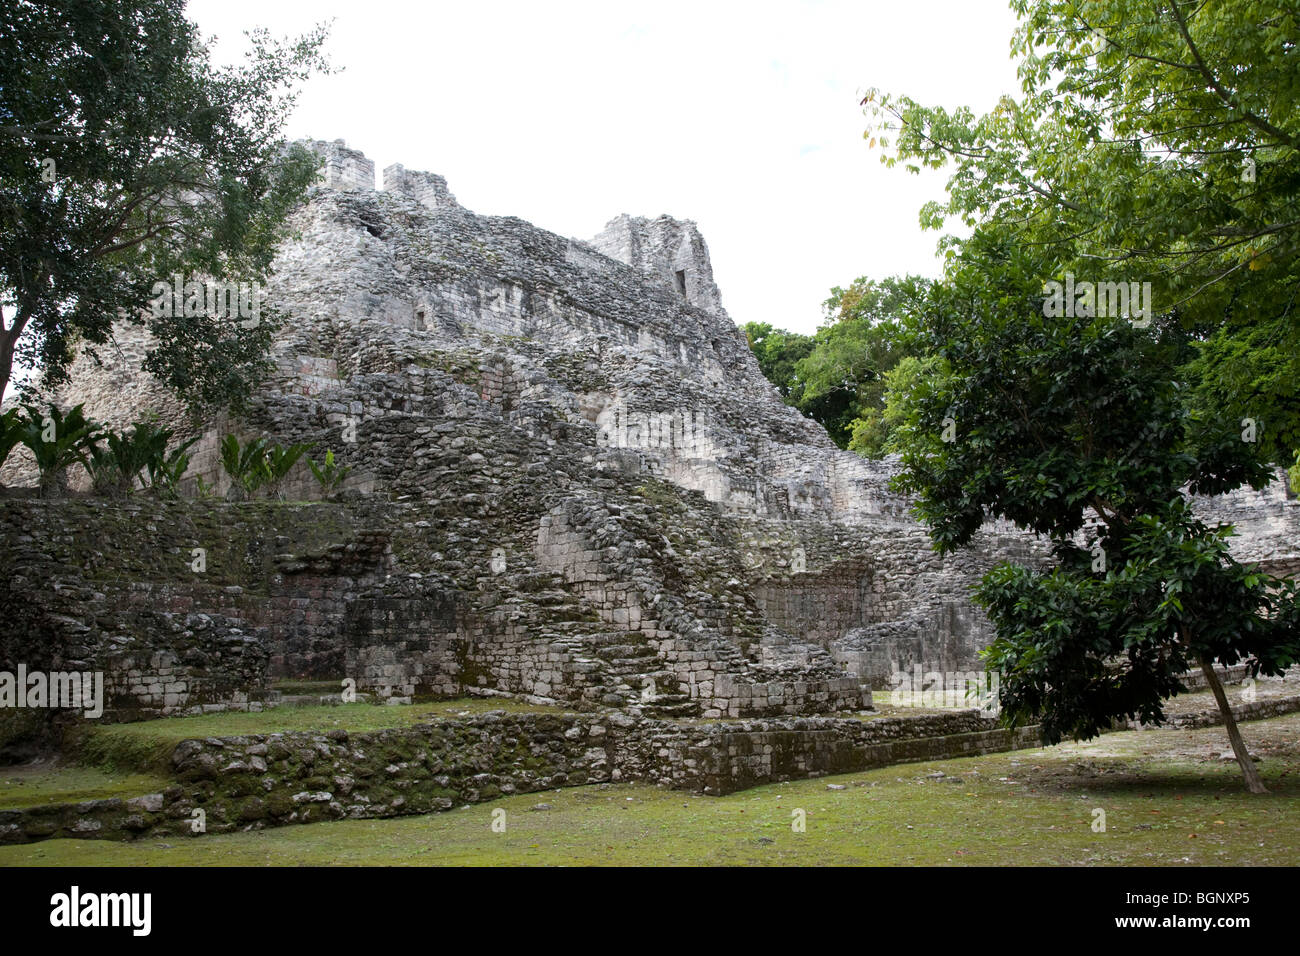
[[539, 626, 695, 716], [509, 569, 699, 715]]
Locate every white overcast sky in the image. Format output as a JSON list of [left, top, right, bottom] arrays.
[[187, 0, 1022, 334]]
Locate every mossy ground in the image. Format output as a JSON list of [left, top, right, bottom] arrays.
[[66, 698, 568, 774], [5, 712, 1298, 866], [0, 763, 170, 810]]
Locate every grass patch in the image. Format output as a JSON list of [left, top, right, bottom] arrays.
[[8, 712, 1299, 866], [0, 763, 169, 810], [68, 698, 568, 774]]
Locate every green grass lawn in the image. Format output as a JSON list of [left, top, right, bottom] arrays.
[[0, 763, 170, 810], [66, 698, 568, 774], [6, 712, 1298, 866]]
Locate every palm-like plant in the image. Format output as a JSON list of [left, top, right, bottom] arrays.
[[86, 422, 198, 497], [18, 404, 101, 497], [308, 448, 351, 495], [263, 441, 314, 499], [219, 434, 270, 500], [87, 422, 168, 496], [220, 434, 315, 500], [147, 433, 198, 497]]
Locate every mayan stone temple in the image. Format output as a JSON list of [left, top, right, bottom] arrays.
[[2, 140, 1297, 841]]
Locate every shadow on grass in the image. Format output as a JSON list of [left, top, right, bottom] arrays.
[[1012, 761, 1300, 798]]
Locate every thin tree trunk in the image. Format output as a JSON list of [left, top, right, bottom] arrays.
[[0, 319, 18, 405], [1198, 653, 1267, 794]]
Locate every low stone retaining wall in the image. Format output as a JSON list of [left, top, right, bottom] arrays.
[[0, 708, 1037, 845], [1178, 664, 1254, 693], [0, 794, 168, 843], [1158, 694, 1300, 730], [681, 723, 1041, 795]]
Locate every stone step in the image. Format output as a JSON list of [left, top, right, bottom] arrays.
[[594, 644, 657, 660], [531, 590, 582, 606], [648, 701, 699, 717], [645, 693, 691, 704]]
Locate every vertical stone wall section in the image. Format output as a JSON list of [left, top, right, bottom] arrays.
[[382, 164, 459, 212], [590, 214, 726, 314], [307, 139, 375, 191]]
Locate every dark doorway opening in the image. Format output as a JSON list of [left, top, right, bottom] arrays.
[[674, 270, 687, 297]]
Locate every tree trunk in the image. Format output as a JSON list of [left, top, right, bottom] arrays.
[[0, 301, 32, 406], [38, 467, 68, 499], [0, 321, 17, 405], [1198, 653, 1267, 794]]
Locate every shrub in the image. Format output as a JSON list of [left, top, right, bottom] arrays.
[[219, 434, 270, 500], [147, 433, 198, 496], [219, 435, 313, 500], [307, 448, 350, 495], [263, 441, 314, 499], [87, 422, 198, 497], [17, 403, 101, 497], [87, 422, 165, 496]]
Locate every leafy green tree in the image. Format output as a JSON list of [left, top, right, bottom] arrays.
[[741, 322, 813, 400], [741, 280, 929, 452], [874, 353, 947, 456], [801, 275, 930, 453], [0, 0, 332, 411], [888, 232, 1300, 793], [864, 0, 1300, 469]]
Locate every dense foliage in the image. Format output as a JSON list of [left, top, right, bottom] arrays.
[[865, 0, 1300, 792], [865, 0, 1300, 471], [0, 0, 332, 412], [742, 275, 929, 455]]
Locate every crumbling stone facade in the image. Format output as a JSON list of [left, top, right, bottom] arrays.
[[589, 213, 725, 314], [3, 139, 1297, 730]]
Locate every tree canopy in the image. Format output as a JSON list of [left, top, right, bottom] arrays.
[[865, 0, 1300, 469], [0, 0, 332, 412], [888, 228, 1299, 792], [742, 275, 930, 455], [867, 0, 1300, 792]]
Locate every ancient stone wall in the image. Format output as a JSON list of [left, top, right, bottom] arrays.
[[0, 707, 1040, 844], [1191, 469, 1299, 574], [382, 163, 458, 212], [310, 138, 375, 191], [0, 498, 392, 729], [589, 213, 726, 314], [5, 140, 1297, 730]]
